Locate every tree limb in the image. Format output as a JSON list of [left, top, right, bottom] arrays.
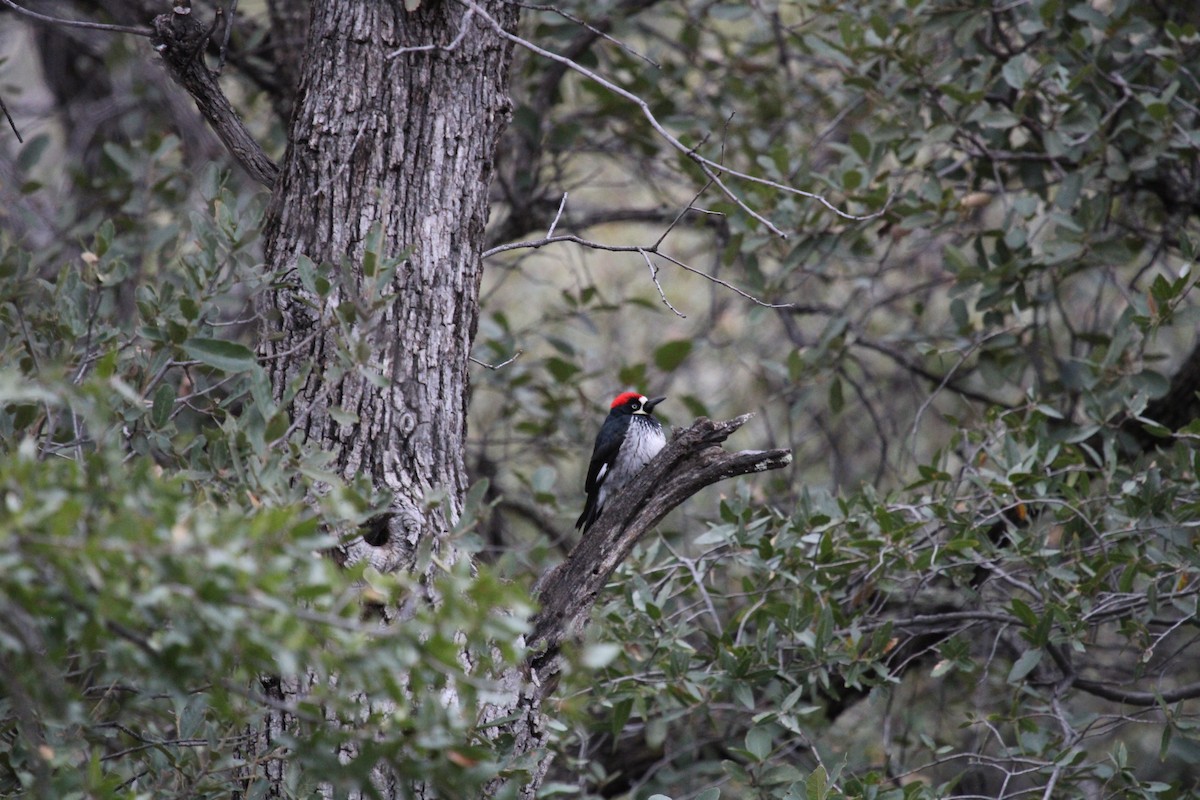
[[480, 415, 789, 798], [151, 8, 279, 188], [528, 414, 791, 670]]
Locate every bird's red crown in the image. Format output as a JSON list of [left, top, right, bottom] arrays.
[[610, 391, 644, 409]]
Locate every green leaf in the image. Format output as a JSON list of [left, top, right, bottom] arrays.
[[618, 362, 646, 387], [1001, 56, 1028, 89], [581, 643, 621, 669], [362, 222, 384, 278], [1009, 598, 1039, 628], [1008, 648, 1043, 683], [545, 356, 580, 383], [296, 254, 331, 297], [806, 765, 828, 800], [179, 296, 199, 322], [17, 133, 51, 172], [182, 337, 259, 373], [930, 659, 955, 678], [151, 383, 175, 428], [732, 682, 755, 710], [264, 411, 290, 442], [828, 376, 844, 414], [653, 340, 693, 372], [745, 725, 773, 761], [610, 698, 633, 740]]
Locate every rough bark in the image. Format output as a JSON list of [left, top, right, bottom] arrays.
[[258, 0, 517, 571], [247, 0, 518, 796], [264, 0, 310, 117]]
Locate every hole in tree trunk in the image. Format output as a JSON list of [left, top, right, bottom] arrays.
[[361, 513, 391, 547]]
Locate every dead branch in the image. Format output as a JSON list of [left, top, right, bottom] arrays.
[[151, 8, 279, 188], [527, 414, 792, 674], [479, 415, 789, 799]]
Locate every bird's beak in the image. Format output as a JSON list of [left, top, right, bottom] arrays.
[[644, 396, 666, 412]]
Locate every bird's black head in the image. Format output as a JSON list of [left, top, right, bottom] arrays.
[[609, 392, 666, 416]]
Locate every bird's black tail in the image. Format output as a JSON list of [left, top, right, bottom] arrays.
[[576, 497, 599, 532]]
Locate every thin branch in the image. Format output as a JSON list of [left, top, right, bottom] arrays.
[[191, 5, 223, 63], [152, 9, 279, 188], [852, 333, 1010, 409], [653, 178, 716, 250], [667, 253, 792, 308], [516, 1, 660, 67], [386, 8, 475, 58], [459, 0, 884, 234], [0, 91, 21, 142], [0, 0, 153, 36], [484, 232, 642, 259], [483, 232, 795, 309], [1044, 643, 1200, 705], [638, 248, 685, 318], [218, 0, 237, 74], [546, 192, 568, 238], [469, 349, 523, 370]]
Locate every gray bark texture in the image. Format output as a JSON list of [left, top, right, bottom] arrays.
[[248, 0, 519, 796], [258, 0, 517, 574]]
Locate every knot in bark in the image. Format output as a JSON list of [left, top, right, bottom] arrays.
[[152, 10, 209, 68]]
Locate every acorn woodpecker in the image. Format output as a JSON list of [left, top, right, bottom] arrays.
[[575, 392, 667, 533]]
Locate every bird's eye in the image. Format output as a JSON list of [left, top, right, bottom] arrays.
[[632, 401, 641, 410]]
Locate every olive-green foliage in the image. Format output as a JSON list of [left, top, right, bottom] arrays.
[[6, 0, 1200, 798], [477, 0, 1200, 797], [0, 145, 531, 797]]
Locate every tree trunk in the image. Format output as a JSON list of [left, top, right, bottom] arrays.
[[259, 0, 516, 571], [251, 0, 517, 795]]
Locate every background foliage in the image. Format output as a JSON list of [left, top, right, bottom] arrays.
[[3, 0, 1200, 797]]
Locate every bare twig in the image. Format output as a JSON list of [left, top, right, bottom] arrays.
[[483, 232, 795, 309], [1044, 643, 1200, 705], [152, 9, 279, 187], [484, 232, 640, 259], [516, 1, 660, 67], [458, 0, 885, 235], [653, 178, 716, 250], [218, 0, 238, 74], [638, 248, 685, 318], [0, 0, 153, 36], [387, 8, 475, 58], [469, 349, 523, 370], [546, 192, 568, 238], [0, 91, 21, 142]]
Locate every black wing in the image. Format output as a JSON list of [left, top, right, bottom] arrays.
[[583, 433, 621, 494], [576, 431, 621, 531]]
